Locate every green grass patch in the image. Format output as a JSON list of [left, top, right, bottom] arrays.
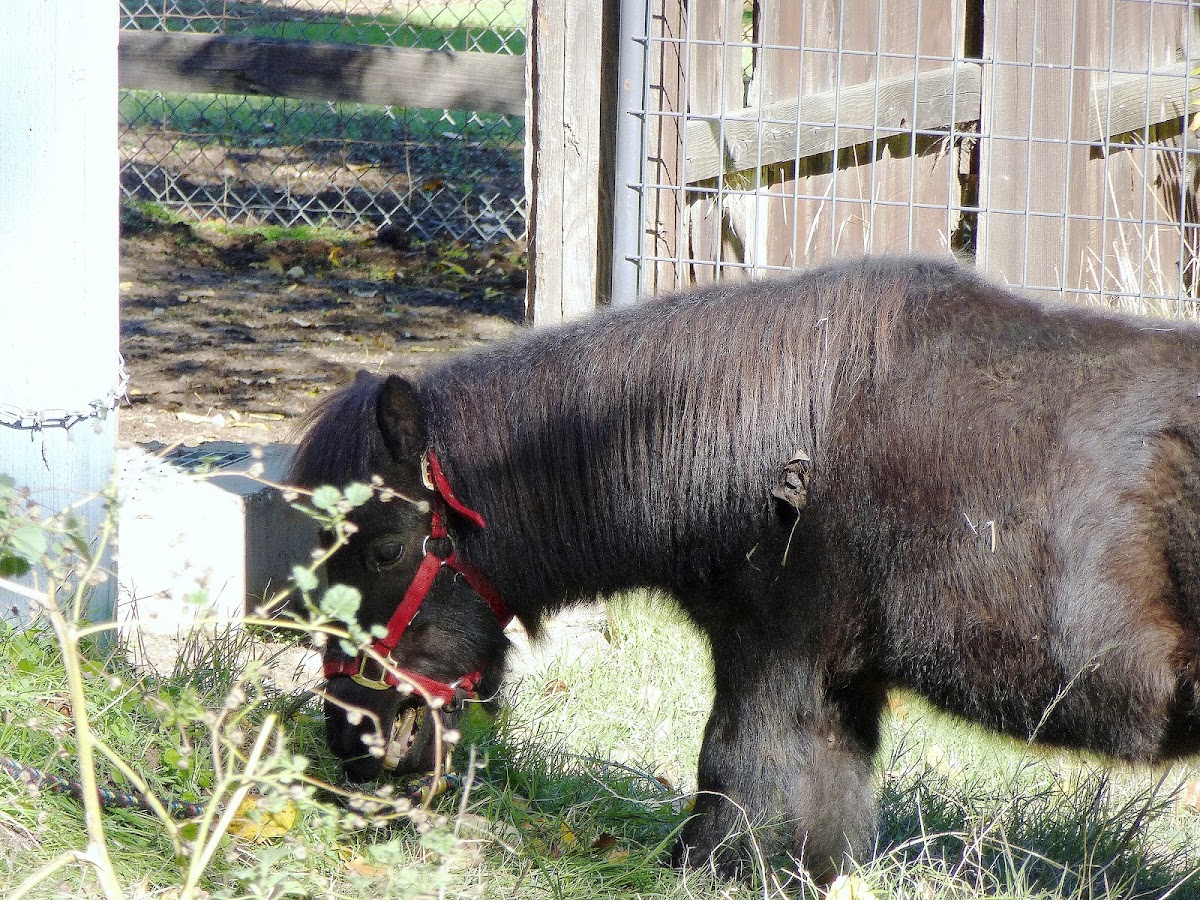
[[2, 521, 1198, 900], [232, 18, 524, 56], [119, 90, 522, 151], [6, 591, 1198, 898], [123, 5, 525, 54]]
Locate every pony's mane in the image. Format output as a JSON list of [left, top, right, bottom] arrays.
[[416, 255, 948, 603], [290, 371, 389, 489], [290, 255, 1064, 607]]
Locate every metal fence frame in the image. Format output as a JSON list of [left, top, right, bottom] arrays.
[[614, 0, 1200, 317]]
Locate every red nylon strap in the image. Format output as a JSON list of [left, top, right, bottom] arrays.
[[426, 451, 486, 529], [324, 448, 509, 707], [375, 550, 444, 656], [322, 654, 479, 706], [446, 551, 512, 626]]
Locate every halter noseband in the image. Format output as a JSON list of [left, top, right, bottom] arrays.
[[322, 450, 513, 706]]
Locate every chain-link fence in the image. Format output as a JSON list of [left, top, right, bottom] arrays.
[[118, 1, 526, 242]]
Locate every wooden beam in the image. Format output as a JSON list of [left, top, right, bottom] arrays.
[[684, 62, 982, 183], [1089, 59, 1199, 143], [525, 0, 610, 323], [118, 30, 525, 116]]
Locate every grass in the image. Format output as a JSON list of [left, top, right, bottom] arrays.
[[119, 90, 523, 154], [1, 482, 1198, 898], [124, 3, 526, 53], [120, 199, 353, 244], [2, 585, 1198, 899]]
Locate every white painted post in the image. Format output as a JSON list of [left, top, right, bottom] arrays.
[[0, 3, 120, 624]]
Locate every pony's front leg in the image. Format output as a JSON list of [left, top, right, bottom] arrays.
[[671, 656, 883, 883]]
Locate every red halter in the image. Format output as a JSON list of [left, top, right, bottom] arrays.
[[322, 450, 513, 706]]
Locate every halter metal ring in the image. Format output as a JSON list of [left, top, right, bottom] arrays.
[[422, 534, 453, 559]]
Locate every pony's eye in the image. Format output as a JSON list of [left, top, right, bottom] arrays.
[[370, 538, 405, 569]]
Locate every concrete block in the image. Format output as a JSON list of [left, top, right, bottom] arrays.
[[116, 441, 318, 634]]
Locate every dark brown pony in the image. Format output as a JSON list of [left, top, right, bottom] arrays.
[[291, 255, 1200, 880]]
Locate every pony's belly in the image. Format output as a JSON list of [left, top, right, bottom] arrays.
[[882, 571, 1186, 761]]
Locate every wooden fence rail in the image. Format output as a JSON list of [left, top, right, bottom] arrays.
[[118, 30, 526, 115], [685, 63, 983, 183]]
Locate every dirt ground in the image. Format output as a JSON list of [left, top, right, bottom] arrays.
[[117, 207, 526, 448]]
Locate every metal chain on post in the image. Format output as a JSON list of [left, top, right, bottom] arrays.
[[0, 357, 129, 433]]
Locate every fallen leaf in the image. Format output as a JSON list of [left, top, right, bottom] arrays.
[[176, 412, 215, 424], [558, 821, 578, 847], [177, 288, 216, 301], [346, 856, 389, 878], [924, 745, 959, 776], [591, 833, 618, 852], [37, 695, 72, 719], [228, 796, 297, 843], [1179, 779, 1200, 812], [827, 874, 878, 900]]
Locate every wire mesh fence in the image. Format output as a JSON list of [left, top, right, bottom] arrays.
[[118, 0, 526, 242], [623, 0, 1200, 317]]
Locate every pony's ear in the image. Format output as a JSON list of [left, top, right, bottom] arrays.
[[376, 374, 427, 461]]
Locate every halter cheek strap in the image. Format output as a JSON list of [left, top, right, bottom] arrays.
[[323, 450, 513, 707]]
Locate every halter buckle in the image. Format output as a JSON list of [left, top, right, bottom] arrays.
[[420, 450, 436, 492], [350, 655, 392, 691]]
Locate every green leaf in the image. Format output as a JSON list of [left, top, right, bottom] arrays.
[[291, 566, 319, 593], [311, 486, 342, 512], [320, 584, 361, 624], [9, 521, 47, 562], [0, 555, 30, 577], [343, 482, 373, 508]]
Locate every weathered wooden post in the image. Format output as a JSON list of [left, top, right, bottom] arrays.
[[0, 2, 120, 624], [525, 0, 619, 323]]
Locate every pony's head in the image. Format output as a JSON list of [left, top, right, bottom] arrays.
[[291, 371, 510, 782]]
